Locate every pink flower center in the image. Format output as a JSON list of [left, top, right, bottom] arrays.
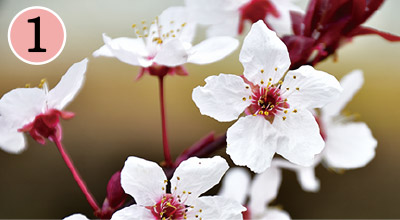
[[149, 194, 187, 219], [246, 85, 289, 119], [18, 109, 74, 145], [238, 0, 280, 34]]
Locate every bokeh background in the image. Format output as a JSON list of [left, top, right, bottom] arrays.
[[0, 0, 400, 218]]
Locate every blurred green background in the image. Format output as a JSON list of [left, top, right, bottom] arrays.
[[1, 0, 400, 218]]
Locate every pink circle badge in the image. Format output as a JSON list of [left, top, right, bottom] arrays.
[[8, 6, 66, 65]]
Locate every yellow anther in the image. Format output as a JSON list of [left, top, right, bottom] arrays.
[[195, 215, 199, 218], [286, 88, 289, 91], [245, 86, 249, 89], [184, 217, 187, 219], [170, 20, 175, 24], [259, 111, 264, 115], [177, 28, 181, 32], [142, 26, 147, 30], [199, 209, 202, 212], [293, 109, 298, 113], [269, 78, 272, 81], [170, 30, 174, 33], [296, 87, 300, 91], [25, 83, 31, 88], [261, 69, 264, 73], [284, 110, 288, 114], [190, 206, 194, 209], [38, 79, 46, 88], [275, 67, 278, 71], [144, 34, 148, 37], [164, 180, 168, 183], [253, 114, 257, 116], [174, 187, 177, 190], [162, 187, 165, 190], [261, 80, 264, 84], [284, 98, 288, 102], [132, 24, 137, 28], [151, 21, 155, 24], [270, 105, 275, 109], [141, 20, 146, 24], [188, 192, 192, 194], [282, 116, 287, 120], [183, 191, 186, 194], [136, 30, 140, 34], [172, 34, 176, 38], [181, 22, 187, 27], [264, 111, 269, 116], [249, 96, 252, 99], [278, 80, 283, 85], [293, 75, 297, 79], [177, 177, 180, 180]]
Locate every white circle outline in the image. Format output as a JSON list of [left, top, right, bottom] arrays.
[[8, 6, 67, 65]]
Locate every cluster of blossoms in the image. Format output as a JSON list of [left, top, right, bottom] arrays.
[[1, 0, 397, 219]]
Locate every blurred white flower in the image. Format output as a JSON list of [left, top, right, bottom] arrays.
[[112, 156, 246, 220], [93, 7, 239, 79], [219, 167, 290, 220], [192, 21, 342, 173], [273, 70, 377, 192], [0, 59, 88, 153], [63, 214, 89, 220], [185, 0, 302, 37]]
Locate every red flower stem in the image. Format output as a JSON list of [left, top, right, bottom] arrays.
[[158, 76, 173, 167], [53, 138, 101, 213]]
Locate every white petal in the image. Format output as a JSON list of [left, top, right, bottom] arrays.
[[249, 166, 282, 215], [47, 58, 88, 110], [218, 167, 251, 204], [120, 156, 167, 206], [192, 74, 252, 122], [322, 70, 364, 119], [171, 156, 229, 205], [324, 122, 377, 169], [63, 213, 89, 220], [0, 121, 26, 154], [92, 44, 114, 57], [227, 116, 279, 173], [153, 39, 189, 67], [0, 88, 46, 128], [239, 21, 290, 85], [187, 36, 239, 64], [273, 159, 320, 192], [94, 33, 152, 67], [206, 14, 240, 37], [281, 65, 342, 109], [111, 205, 154, 220], [267, 0, 303, 36], [274, 109, 324, 166], [259, 208, 291, 220], [187, 196, 246, 220], [158, 6, 196, 43]]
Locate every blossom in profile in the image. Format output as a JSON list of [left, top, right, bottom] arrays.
[[93, 7, 239, 79], [274, 70, 377, 192], [219, 167, 290, 219], [192, 21, 342, 173], [112, 156, 246, 220], [0, 59, 88, 153], [282, 0, 400, 69], [185, 0, 302, 37]]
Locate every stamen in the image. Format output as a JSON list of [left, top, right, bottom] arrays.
[[261, 69, 264, 73]]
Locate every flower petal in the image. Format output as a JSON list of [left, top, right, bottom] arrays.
[[281, 65, 342, 109], [218, 167, 251, 204], [274, 109, 324, 166], [120, 156, 167, 206], [158, 6, 196, 43], [93, 33, 151, 67], [187, 36, 239, 64], [153, 39, 189, 67], [249, 166, 282, 215], [0, 121, 26, 154], [192, 74, 252, 122], [267, 0, 303, 36], [206, 16, 240, 37], [273, 158, 320, 192], [227, 116, 279, 173], [0, 88, 46, 129], [324, 122, 377, 169], [187, 196, 246, 220], [322, 70, 364, 119], [239, 21, 291, 85], [63, 214, 89, 220], [111, 205, 154, 220], [47, 58, 88, 110], [171, 156, 229, 205]]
